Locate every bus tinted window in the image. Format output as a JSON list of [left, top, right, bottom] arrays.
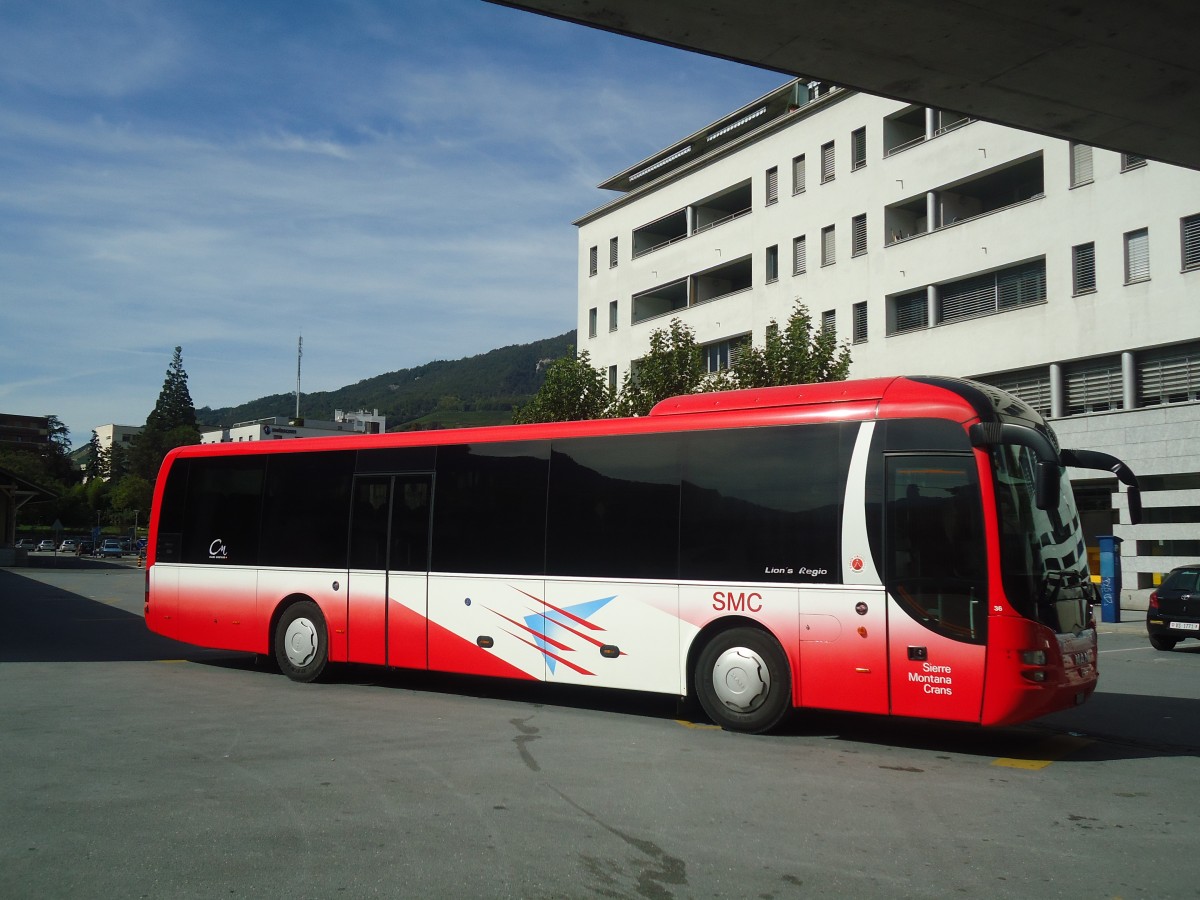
[[180, 457, 265, 565], [547, 433, 682, 579], [260, 451, 354, 569], [432, 442, 549, 575], [155, 457, 190, 563], [885, 455, 987, 643], [680, 425, 850, 582]]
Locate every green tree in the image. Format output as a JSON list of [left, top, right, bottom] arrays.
[[612, 319, 709, 417], [732, 303, 851, 389], [512, 350, 614, 424], [84, 430, 103, 481], [131, 346, 200, 481], [110, 475, 153, 529]]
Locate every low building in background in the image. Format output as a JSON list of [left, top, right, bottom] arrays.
[[200, 409, 386, 444]]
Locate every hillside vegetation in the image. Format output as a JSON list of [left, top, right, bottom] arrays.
[[196, 331, 576, 432]]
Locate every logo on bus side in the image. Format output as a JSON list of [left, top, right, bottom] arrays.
[[208, 539, 229, 560], [713, 591, 763, 613]]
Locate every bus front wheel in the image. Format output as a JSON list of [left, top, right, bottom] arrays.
[[695, 627, 791, 734], [274, 600, 329, 683]]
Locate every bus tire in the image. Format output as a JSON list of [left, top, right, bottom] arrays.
[[274, 600, 329, 683], [695, 627, 791, 734]]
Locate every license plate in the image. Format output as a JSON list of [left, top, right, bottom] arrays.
[[1170, 621, 1200, 631]]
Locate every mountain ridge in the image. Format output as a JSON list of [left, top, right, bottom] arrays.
[[196, 330, 577, 432]]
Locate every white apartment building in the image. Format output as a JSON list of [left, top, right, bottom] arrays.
[[200, 409, 386, 444], [94, 424, 143, 455], [576, 79, 1200, 591]]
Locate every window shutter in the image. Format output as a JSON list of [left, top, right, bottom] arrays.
[[793, 235, 807, 274], [1072, 243, 1096, 294], [1065, 360, 1123, 414], [851, 128, 866, 170], [985, 370, 1052, 417], [1182, 215, 1200, 271], [609, 237, 618, 268], [589, 246, 598, 276], [821, 225, 835, 265], [821, 309, 836, 337], [1138, 343, 1200, 405], [894, 290, 928, 333], [1070, 143, 1093, 187], [852, 214, 867, 256], [792, 155, 806, 193], [821, 141, 835, 182], [1125, 228, 1150, 282], [765, 167, 778, 205], [852, 301, 868, 344]]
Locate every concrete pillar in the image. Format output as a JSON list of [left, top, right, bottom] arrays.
[[1121, 351, 1137, 410], [926, 191, 938, 233], [1049, 363, 1064, 419], [925, 107, 937, 139], [927, 284, 939, 328]]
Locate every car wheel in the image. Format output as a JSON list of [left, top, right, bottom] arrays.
[[1150, 634, 1178, 651], [694, 627, 791, 734], [274, 600, 329, 683]]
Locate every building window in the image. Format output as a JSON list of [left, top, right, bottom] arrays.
[[589, 246, 598, 277], [1138, 343, 1200, 406], [1125, 228, 1150, 283], [793, 235, 807, 275], [851, 127, 866, 170], [1072, 242, 1096, 295], [766, 244, 779, 282], [1065, 358, 1124, 415], [792, 154, 806, 194], [938, 259, 1047, 324], [821, 309, 836, 338], [1182, 214, 1200, 271], [851, 214, 867, 257], [891, 288, 929, 335], [852, 301, 868, 344], [821, 141, 835, 183], [1069, 142, 1093, 187], [609, 300, 618, 332], [608, 365, 618, 392], [609, 236, 619, 269], [588, 307, 597, 338], [765, 166, 778, 205], [821, 225, 836, 266], [703, 335, 751, 373], [1121, 153, 1148, 172]]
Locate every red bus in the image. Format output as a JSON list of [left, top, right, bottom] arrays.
[[145, 376, 1140, 732]]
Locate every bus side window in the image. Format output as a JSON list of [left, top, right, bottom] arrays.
[[885, 455, 987, 643]]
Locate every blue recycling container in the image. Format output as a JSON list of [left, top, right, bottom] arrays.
[[1097, 535, 1123, 624]]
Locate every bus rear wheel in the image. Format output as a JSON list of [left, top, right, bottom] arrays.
[[275, 600, 329, 683], [695, 627, 791, 734]]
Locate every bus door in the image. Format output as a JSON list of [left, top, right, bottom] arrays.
[[347, 474, 432, 669], [883, 455, 987, 721]]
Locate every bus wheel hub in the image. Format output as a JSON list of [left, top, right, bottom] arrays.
[[711, 647, 769, 712], [284, 618, 318, 668]]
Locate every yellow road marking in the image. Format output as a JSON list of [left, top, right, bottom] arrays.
[[675, 719, 721, 730], [993, 734, 1093, 770]]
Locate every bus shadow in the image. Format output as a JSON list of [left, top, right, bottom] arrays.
[[0, 568, 248, 664]]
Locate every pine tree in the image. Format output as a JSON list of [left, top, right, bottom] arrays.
[[85, 430, 103, 480], [131, 346, 201, 481]]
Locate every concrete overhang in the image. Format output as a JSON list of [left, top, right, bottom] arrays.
[[491, 0, 1200, 171]]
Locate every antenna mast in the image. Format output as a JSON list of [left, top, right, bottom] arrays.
[[295, 334, 303, 419]]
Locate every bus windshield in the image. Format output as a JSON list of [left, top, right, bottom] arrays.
[[991, 443, 1093, 635]]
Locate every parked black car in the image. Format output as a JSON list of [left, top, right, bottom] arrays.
[[1147, 564, 1200, 650]]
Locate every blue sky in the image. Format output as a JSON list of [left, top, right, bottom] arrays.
[[0, 0, 783, 448]]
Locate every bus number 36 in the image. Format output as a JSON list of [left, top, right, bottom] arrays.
[[713, 591, 763, 613]]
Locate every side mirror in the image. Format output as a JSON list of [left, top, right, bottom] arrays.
[[1035, 460, 1061, 511]]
